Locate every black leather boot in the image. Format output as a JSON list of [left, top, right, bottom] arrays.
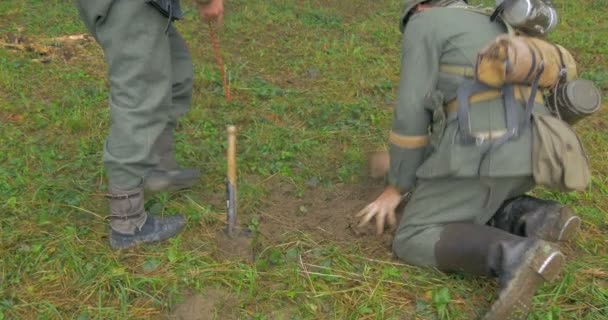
[[145, 126, 200, 192], [108, 187, 186, 250], [435, 224, 564, 320], [489, 195, 581, 242]]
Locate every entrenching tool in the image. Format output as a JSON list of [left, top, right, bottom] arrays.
[[214, 125, 254, 261], [225, 125, 238, 237], [207, 23, 253, 261]]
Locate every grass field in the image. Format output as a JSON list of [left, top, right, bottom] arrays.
[[1, 0, 607, 319]]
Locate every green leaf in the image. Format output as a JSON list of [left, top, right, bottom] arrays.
[[31, 243, 42, 253], [382, 266, 400, 279], [167, 247, 178, 263], [143, 258, 160, 272], [76, 313, 89, 320], [285, 248, 299, 261], [432, 287, 451, 306], [358, 306, 373, 314], [268, 248, 284, 265], [148, 202, 163, 215], [3, 196, 17, 208]]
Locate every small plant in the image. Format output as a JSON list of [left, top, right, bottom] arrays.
[[433, 287, 452, 320]]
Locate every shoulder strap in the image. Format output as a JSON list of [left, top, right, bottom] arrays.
[[449, 5, 517, 35], [450, 5, 494, 16]]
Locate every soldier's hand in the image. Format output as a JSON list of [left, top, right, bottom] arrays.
[[198, 0, 224, 26], [356, 186, 402, 235]]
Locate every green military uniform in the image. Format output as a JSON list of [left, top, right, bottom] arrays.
[[76, 0, 192, 190], [388, 5, 547, 266], [387, 1, 575, 319], [75, 0, 204, 249]]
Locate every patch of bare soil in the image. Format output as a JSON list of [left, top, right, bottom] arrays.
[[169, 288, 240, 320], [257, 180, 401, 257], [1, 32, 94, 64], [264, 305, 300, 320], [213, 227, 254, 262]]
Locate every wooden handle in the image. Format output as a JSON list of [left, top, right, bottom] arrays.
[[226, 125, 238, 236], [227, 125, 237, 187]]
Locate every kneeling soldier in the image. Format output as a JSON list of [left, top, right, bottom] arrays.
[[357, 1, 582, 319]]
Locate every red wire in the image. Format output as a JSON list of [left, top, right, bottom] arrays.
[[208, 22, 231, 102]]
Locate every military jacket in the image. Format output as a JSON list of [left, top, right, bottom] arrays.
[[388, 7, 550, 191], [76, 0, 185, 35]]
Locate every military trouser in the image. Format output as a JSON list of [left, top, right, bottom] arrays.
[[392, 176, 534, 267], [75, 0, 193, 189]]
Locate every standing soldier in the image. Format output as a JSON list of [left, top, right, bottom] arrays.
[[74, 0, 224, 249], [357, 0, 582, 319]]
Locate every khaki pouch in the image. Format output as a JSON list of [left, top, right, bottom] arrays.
[[531, 112, 591, 192]]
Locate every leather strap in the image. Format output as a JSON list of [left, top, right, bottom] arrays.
[[108, 212, 146, 221], [105, 191, 141, 200], [521, 62, 545, 131], [472, 84, 519, 175], [457, 80, 494, 144], [522, 42, 538, 84], [445, 86, 544, 114], [476, 65, 544, 175]]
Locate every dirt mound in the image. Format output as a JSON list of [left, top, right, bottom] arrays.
[[213, 227, 254, 262], [168, 285, 299, 320], [169, 288, 240, 320], [257, 180, 397, 255]]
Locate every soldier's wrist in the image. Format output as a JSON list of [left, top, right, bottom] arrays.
[[387, 183, 409, 195]]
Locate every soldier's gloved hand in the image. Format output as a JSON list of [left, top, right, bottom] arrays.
[[356, 185, 403, 235], [198, 0, 224, 26]]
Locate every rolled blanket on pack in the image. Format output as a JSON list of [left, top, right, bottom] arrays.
[[475, 35, 577, 88]]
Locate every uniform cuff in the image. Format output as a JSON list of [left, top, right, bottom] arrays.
[[388, 143, 428, 191]]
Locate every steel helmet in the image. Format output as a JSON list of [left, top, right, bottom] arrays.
[[399, 0, 469, 32]]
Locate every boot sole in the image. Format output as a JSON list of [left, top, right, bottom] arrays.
[[535, 206, 581, 242], [482, 242, 564, 320], [109, 227, 185, 249], [556, 207, 581, 242], [534, 249, 565, 281]]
